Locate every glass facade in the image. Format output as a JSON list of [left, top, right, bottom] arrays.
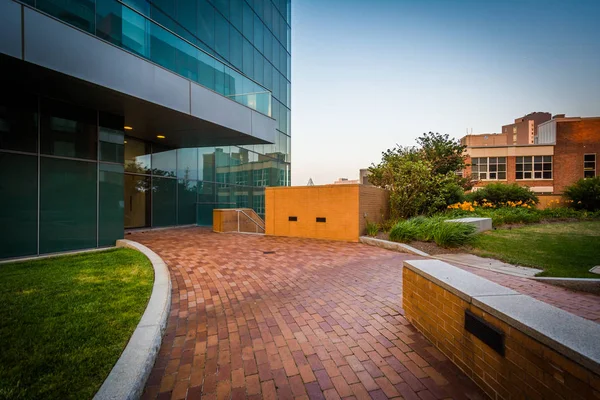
[[0, 0, 291, 259]]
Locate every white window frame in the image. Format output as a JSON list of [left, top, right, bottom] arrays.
[[471, 157, 507, 181], [516, 156, 552, 180], [584, 153, 596, 178]]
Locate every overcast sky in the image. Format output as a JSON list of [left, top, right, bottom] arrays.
[[289, 0, 600, 185]]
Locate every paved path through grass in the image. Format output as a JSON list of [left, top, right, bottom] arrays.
[[472, 221, 600, 278]]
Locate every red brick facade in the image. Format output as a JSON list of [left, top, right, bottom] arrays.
[[553, 119, 600, 192], [464, 118, 600, 194]]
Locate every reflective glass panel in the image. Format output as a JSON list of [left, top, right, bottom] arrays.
[[152, 177, 177, 227], [178, 179, 197, 225], [152, 147, 176, 177], [99, 163, 124, 246], [40, 99, 97, 160], [125, 137, 151, 174], [0, 153, 37, 258], [40, 158, 97, 254]]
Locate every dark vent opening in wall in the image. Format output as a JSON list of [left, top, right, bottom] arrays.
[[288, 216, 297, 221], [316, 217, 326, 223], [464, 309, 505, 356]]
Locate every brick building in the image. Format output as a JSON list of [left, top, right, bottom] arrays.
[[502, 112, 552, 145], [463, 115, 600, 194]]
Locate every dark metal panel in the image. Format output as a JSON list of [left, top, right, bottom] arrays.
[[0, 0, 22, 59], [465, 309, 505, 356], [23, 7, 191, 115]]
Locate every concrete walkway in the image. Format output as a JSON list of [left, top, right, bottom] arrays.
[[433, 253, 542, 278]]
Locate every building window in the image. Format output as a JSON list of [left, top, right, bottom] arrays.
[[471, 157, 506, 180], [584, 154, 596, 178], [516, 156, 552, 180]]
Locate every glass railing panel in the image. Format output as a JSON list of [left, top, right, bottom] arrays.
[[27, 0, 272, 117]]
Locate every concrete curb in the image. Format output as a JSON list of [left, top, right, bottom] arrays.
[[359, 236, 429, 257], [94, 239, 172, 400]]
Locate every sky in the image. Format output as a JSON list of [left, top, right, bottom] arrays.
[[289, 0, 600, 186]]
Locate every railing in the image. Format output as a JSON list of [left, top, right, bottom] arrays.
[[236, 209, 265, 233], [213, 208, 265, 234], [22, 0, 272, 117]]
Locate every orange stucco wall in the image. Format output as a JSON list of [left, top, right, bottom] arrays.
[[265, 185, 389, 242]]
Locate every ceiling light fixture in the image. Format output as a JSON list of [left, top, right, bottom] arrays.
[[157, 135, 166, 139], [124, 126, 133, 130]]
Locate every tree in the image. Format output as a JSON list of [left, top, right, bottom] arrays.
[[368, 132, 467, 219], [416, 132, 467, 175]]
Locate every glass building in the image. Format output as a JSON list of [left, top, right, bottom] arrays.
[[0, 0, 291, 259]]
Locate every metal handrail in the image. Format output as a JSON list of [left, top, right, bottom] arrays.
[[235, 209, 265, 233]]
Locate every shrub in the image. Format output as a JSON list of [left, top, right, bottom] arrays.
[[365, 220, 379, 237], [389, 219, 420, 242], [563, 177, 600, 211], [389, 216, 477, 247], [379, 219, 396, 233], [466, 183, 538, 206], [432, 222, 477, 248]]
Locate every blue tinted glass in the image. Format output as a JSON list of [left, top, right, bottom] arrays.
[[253, 50, 264, 84], [243, 38, 254, 78], [230, 0, 243, 30], [177, 148, 198, 180], [37, 0, 95, 33], [152, 148, 176, 177], [243, 1, 254, 40], [215, 12, 230, 59], [230, 27, 243, 70], [253, 15, 264, 52], [264, 29, 273, 63], [176, 0, 197, 35], [197, 0, 215, 48], [121, 7, 148, 57]]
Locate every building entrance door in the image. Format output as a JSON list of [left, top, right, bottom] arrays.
[[124, 174, 151, 229]]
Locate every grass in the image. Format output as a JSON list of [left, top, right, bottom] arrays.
[[471, 221, 600, 278], [0, 248, 153, 400]]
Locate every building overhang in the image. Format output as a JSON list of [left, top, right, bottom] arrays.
[[0, 0, 276, 149]]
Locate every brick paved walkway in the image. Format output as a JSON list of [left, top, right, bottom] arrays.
[[132, 228, 485, 400]]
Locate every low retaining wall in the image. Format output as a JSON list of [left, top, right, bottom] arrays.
[[403, 259, 600, 400]]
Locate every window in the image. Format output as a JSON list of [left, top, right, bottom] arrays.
[[584, 154, 596, 178], [516, 156, 552, 180], [471, 157, 506, 180]]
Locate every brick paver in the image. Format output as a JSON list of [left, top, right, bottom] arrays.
[[133, 228, 485, 400]]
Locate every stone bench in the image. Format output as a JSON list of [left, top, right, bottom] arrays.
[[445, 217, 492, 232]]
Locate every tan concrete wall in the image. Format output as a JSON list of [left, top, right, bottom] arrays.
[[403, 267, 600, 400], [265, 184, 389, 241], [265, 185, 360, 241]]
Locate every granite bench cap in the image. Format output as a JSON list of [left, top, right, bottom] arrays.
[[404, 259, 600, 376]]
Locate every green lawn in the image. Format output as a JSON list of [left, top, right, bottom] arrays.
[[0, 248, 153, 400], [472, 221, 600, 278]]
